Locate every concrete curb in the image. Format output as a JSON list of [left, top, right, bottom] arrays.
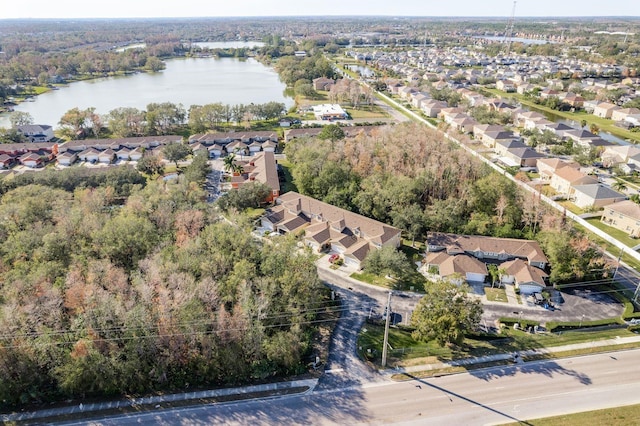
[[1, 378, 318, 422]]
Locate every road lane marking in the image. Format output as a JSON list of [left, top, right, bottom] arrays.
[[325, 368, 344, 374]]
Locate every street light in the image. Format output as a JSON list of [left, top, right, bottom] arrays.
[[580, 314, 585, 327]]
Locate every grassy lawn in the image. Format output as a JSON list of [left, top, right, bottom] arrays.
[[276, 158, 298, 194], [557, 200, 586, 216], [484, 87, 640, 143], [485, 287, 508, 303], [358, 324, 639, 368], [351, 271, 392, 288], [501, 403, 640, 426], [344, 105, 388, 119], [584, 217, 639, 248]]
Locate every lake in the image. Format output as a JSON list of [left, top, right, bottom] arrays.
[[0, 54, 290, 129], [526, 105, 631, 146]]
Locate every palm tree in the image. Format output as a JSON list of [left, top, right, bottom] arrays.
[[612, 180, 628, 193], [222, 153, 236, 173]]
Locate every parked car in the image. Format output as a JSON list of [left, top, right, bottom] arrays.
[[328, 254, 340, 263]]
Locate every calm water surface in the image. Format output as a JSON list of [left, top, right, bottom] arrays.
[[0, 54, 290, 129]]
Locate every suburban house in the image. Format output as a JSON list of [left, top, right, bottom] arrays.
[[420, 100, 448, 118], [424, 233, 549, 292], [56, 151, 77, 166], [600, 145, 640, 168], [0, 142, 57, 168], [18, 152, 43, 168], [499, 258, 549, 294], [17, 124, 55, 142], [571, 184, 626, 209], [502, 147, 545, 168], [494, 139, 528, 156], [549, 167, 598, 196], [536, 158, 579, 181], [189, 131, 277, 157], [592, 102, 620, 119], [261, 192, 402, 269], [227, 151, 280, 203], [611, 108, 640, 122], [601, 200, 640, 237], [0, 154, 14, 169], [482, 130, 517, 149], [424, 251, 488, 284]]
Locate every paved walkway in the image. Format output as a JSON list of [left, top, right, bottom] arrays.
[[385, 334, 640, 375], [1, 378, 318, 423], [504, 284, 520, 305]]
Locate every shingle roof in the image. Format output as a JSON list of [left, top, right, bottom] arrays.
[[572, 184, 625, 200], [427, 232, 548, 264], [604, 200, 640, 219]]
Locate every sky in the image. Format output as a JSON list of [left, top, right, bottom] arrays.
[[3, 0, 640, 19]]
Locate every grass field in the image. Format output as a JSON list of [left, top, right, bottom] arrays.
[[358, 324, 639, 368], [584, 217, 639, 248], [500, 403, 640, 426]]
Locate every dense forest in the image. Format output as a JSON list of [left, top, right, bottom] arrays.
[[0, 170, 326, 408], [284, 122, 610, 284]]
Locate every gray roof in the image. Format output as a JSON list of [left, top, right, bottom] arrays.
[[572, 184, 625, 200]]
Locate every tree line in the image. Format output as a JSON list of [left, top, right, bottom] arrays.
[[1, 101, 287, 143]]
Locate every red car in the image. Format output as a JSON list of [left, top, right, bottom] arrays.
[[328, 254, 340, 263]]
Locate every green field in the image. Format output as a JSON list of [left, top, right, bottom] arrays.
[[500, 403, 640, 426]]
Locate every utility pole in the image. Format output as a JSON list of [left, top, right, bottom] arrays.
[[613, 248, 624, 280], [504, 1, 517, 56], [634, 282, 640, 304], [381, 291, 392, 368]]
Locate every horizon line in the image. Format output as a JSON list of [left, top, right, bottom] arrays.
[[2, 15, 640, 20]]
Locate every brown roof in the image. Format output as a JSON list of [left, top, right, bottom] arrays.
[[345, 240, 372, 262], [427, 232, 548, 264], [277, 192, 401, 246], [604, 200, 640, 220], [435, 254, 488, 278], [536, 158, 579, 172], [234, 152, 280, 194], [501, 259, 548, 287], [553, 166, 598, 185]]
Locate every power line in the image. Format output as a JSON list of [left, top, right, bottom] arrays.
[[0, 301, 369, 343], [0, 312, 365, 350]]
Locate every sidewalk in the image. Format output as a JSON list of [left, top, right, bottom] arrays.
[[385, 335, 640, 376], [1, 378, 318, 423]]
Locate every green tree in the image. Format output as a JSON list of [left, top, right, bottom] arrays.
[[612, 180, 628, 193], [317, 124, 345, 142], [9, 111, 34, 128], [184, 151, 210, 184], [136, 154, 165, 176], [106, 107, 145, 137], [216, 182, 271, 211], [93, 212, 157, 269], [411, 280, 483, 346], [144, 56, 165, 72], [362, 245, 412, 280], [163, 143, 191, 168]]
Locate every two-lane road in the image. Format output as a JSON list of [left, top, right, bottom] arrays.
[[64, 349, 640, 425]]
